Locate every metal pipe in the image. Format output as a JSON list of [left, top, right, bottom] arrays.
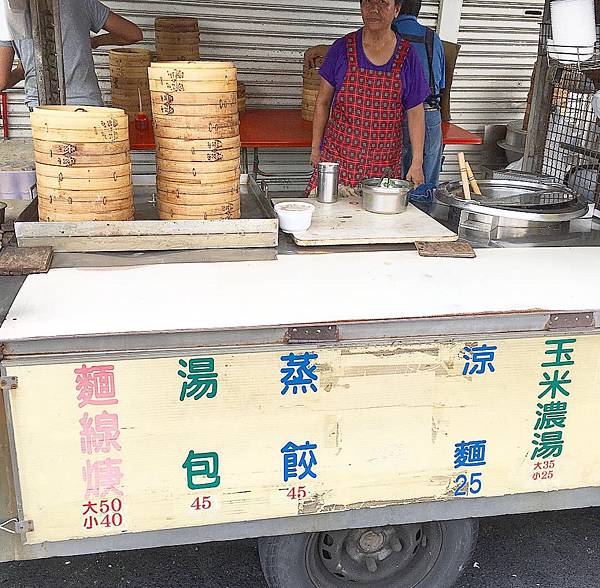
[[51, 0, 66, 104], [1, 92, 8, 139]]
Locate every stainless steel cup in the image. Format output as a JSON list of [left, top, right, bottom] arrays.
[[317, 162, 339, 203]]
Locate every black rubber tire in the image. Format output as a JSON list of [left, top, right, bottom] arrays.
[[258, 519, 478, 588]]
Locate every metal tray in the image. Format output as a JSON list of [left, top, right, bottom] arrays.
[[14, 176, 278, 253]]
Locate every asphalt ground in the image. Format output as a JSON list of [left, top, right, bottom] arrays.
[[0, 507, 598, 587]]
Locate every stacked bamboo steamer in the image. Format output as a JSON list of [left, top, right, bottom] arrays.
[[150, 61, 241, 220], [302, 45, 328, 122], [109, 48, 152, 119], [31, 106, 133, 222], [155, 17, 200, 62], [237, 82, 246, 115]]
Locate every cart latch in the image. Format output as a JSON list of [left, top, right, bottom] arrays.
[[285, 325, 339, 344], [0, 518, 34, 534], [0, 376, 17, 393], [546, 312, 595, 331]]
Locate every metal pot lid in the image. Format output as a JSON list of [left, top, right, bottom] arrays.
[[435, 179, 589, 222]]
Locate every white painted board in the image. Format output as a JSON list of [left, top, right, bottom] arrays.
[[2, 248, 600, 341], [272, 197, 457, 246]]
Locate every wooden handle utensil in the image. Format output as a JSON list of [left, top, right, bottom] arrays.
[[458, 152, 471, 200], [465, 161, 481, 195]]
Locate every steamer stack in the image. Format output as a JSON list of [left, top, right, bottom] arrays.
[[155, 17, 201, 62], [149, 61, 241, 220], [302, 45, 328, 122], [31, 106, 133, 222], [109, 48, 152, 119], [237, 81, 246, 115]]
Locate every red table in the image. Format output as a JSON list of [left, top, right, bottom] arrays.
[[130, 108, 482, 175]]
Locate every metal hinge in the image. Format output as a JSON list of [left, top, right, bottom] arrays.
[[0, 377, 17, 393], [285, 325, 339, 344], [546, 312, 595, 331], [0, 518, 34, 534]]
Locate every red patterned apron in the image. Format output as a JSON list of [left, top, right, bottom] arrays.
[[308, 30, 410, 192]]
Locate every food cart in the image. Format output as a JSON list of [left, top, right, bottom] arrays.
[[1, 1, 599, 587]]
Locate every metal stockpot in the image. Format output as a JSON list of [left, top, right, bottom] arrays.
[[361, 179, 412, 214]]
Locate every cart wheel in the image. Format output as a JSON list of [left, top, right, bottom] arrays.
[[258, 519, 478, 588]]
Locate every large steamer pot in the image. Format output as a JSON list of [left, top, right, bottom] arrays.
[[434, 179, 588, 242], [361, 179, 412, 214]]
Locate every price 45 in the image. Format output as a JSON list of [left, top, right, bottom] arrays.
[[286, 486, 307, 500], [191, 496, 213, 511]]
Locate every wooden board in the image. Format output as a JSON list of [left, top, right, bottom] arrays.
[[5, 334, 600, 543], [0, 246, 53, 275], [271, 197, 457, 246]]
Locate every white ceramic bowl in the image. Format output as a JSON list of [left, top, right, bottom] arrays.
[[274, 201, 315, 233]]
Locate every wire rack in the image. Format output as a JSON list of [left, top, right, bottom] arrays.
[[537, 22, 600, 205]]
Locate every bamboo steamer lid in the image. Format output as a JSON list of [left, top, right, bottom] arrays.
[[36, 172, 132, 191], [303, 88, 319, 99], [38, 195, 133, 214], [155, 16, 198, 32], [150, 90, 236, 106], [302, 109, 314, 122], [157, 177, 240, 195], [156, 145, 240, 162], [33, 139, 130, 156], [237, 81, 246, 96], [154, 135, 240, 151], [110, 67, 150, 79], [149, 78, 237, 93], [158, 186, 239, 206], [238, 97, 246, 115], [111, 77, 150, 88], [35, 162, 131, 179], [152, 113, 238, 130], [303, 78, 321, 91], [152, 100, 238, 117], [38, 185, 133, 202], [149, 63, 236, 83], [156, 168, 239, 186], [34, 150, 131, 167], [156, 157, 240, 175], [38, 205, 135, 222], [158, 203, 240, 221], [31, 105, 127, 129]]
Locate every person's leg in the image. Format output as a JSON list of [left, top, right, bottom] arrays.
[[423, 108, 443, 187]]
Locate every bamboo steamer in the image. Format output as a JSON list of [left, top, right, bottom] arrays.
[[38, 195, 133, 214], [155, 16, 198, 31], [149, 78, 237, 93], [156, 168, 239, 187], [150, 90, 236, 106], [158, 202, 240, 221], [155, 31, 200, 45], [36, 173, 132, 191], [155, 17, 200, 62], [157, 177, 240, 195], [154, 124, 240, 140], [33, 139, 130, 156], [35, 162, 131, 179], [31, 105, 133, 222], [149, 62, 236, 82], [237, 82, 247, 115], [34, 150, 131, 167], [151, 61, 241, 219], [151, 101, 238, 117], [38, 205, 135, 222], [37, 185, 133, 203], [157, 158, 240, 175], [156, 146, 240, 162], [154, 136, 240, 151], [109, 48, 152, 119], [158, 186, 239, 206]]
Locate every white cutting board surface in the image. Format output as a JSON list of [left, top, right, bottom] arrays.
[[272, 197, 457, 245]]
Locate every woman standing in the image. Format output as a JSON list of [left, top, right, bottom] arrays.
[[308, 0, 429, 193]]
